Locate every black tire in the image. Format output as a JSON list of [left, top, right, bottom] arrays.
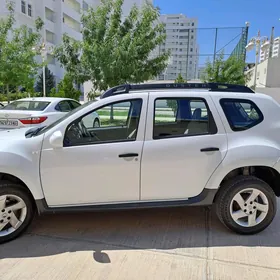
[[215, 175, 277, 235], [93, 118, 100, 128], [0, 183, 35, 244]]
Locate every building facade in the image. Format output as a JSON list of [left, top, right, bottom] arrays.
[[260, 37, 280, 62], [154, 14, 199, 81], [0, 0, 102, 84], [0, 0, 152, 86]]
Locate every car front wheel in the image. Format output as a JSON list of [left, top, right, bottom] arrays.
[[0, 183, 34, 243], [215, 176, 277, 234]]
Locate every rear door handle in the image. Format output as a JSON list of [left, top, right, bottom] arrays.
[[200, 147, 219, 152], [119, 153, 139, 158]]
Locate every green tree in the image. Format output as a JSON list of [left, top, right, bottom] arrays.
[[175, 73, 186, 83], [50, 74, 81, 101], [203, 51, 246, 85], [0, 1, 43, 101], [35, 67, 56, 95], [55, 0, 169, 91]]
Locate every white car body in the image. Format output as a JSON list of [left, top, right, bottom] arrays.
[[0, 97, 100, 130], [1, 83, 280, 242]]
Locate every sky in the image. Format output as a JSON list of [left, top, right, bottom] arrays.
[[154, 0, 280, 64]]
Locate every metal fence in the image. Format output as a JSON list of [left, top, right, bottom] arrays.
[[157, 25, 249, 81]]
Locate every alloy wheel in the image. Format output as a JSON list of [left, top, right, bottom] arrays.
[[230, 188, 269, 227], [0, 194, 27, 237]]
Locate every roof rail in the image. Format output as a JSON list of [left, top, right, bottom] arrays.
[[100, 83, 254, 99]]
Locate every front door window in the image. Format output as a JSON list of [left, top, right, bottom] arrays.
[[64, 99, 143, 146]]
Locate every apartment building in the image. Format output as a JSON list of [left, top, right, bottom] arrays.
[[1, 0, 152, 85], [153, 14, 199, 81], [122, 0, 153, 17], [260, 37, 280, 62], [0, 0, 101, 84]]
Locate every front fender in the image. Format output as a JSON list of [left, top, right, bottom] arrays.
[[0, 133, 45, 200]]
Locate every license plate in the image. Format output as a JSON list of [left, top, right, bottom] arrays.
[[0, 119, 18, 126]]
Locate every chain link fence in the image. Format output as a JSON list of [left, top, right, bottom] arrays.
[[156, 25, 249, 81]]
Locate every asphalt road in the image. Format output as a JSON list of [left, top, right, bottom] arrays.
[[1, 201, 280, 280]]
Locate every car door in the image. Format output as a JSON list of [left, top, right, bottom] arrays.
[[40, 95, 147, 206], [140, 92, 228, 201]]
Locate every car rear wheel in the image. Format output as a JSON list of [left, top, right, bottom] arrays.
[[0, 183, 34, 243], [93, 118, 100, 128], [215, 176, 276, 234]]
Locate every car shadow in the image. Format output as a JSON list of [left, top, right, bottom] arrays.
[[1, 206, 280, 263]]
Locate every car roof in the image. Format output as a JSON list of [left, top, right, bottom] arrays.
[[13, 97, 78, 103]]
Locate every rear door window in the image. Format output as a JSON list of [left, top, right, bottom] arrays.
[[68, 100, 81, 109], [55, 101, 72, 112], [153, 98, 217, 139], [220, 99, 263, 131]]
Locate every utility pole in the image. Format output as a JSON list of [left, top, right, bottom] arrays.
[[269, 26, 274, 58]]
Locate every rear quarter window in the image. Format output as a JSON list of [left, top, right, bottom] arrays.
[[220, 98, 263, 131]]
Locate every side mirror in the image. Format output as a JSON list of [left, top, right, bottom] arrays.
[[49, 130, 63, 148]]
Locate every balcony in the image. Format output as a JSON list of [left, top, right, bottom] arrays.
[[45, 7, 55, 32], [63, 19, 82, 41], [44, 0, 55, 11], [63, 0, 81, 23], [46, 30, 55, 47]]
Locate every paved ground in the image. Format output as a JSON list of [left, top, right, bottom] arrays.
[[1, 201, 280, 280]]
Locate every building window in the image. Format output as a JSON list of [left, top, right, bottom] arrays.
[[191, 22, 195, 26], [83, 1, 89, 11], [21, 1, 26, 14], [28, 4, 32, 17]]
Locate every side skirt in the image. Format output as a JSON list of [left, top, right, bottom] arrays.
[[35, 188, 217, 215]]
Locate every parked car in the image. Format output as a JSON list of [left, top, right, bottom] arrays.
[[0, 97, 100, 131], [1, 82, 280, 243]]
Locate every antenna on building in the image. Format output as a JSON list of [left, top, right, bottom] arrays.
[[269, 26, 274, 58]]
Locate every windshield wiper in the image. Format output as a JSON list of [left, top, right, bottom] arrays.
[[25, 126, 46, 138]]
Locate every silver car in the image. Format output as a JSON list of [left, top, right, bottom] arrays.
[[0, 97, 100, 130]]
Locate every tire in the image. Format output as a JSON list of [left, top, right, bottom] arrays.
[[93, 118, 100, 128], [0, 183, 35, 244], [215, 175, 277, 235]]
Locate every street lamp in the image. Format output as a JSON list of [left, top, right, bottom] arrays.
[[32, 42, 53, 97], [245, 31, 269, 89]]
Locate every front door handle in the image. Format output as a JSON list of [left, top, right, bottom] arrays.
[[200, 147, 219, 152], [119, 153, 139, 158]]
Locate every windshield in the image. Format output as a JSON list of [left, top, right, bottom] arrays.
[[36, 100, 97, 136], [3, 100, 50, 111]]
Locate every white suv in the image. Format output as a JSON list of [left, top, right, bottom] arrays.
[[0, 83, 280, 243]]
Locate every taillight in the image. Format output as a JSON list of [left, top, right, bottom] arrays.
[[19, 116, 48, 125]]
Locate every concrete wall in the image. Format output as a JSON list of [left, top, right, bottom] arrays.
[[266, 57, 280, 87], [256, 87, 280, 103], [246, 57, 280, 88]]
